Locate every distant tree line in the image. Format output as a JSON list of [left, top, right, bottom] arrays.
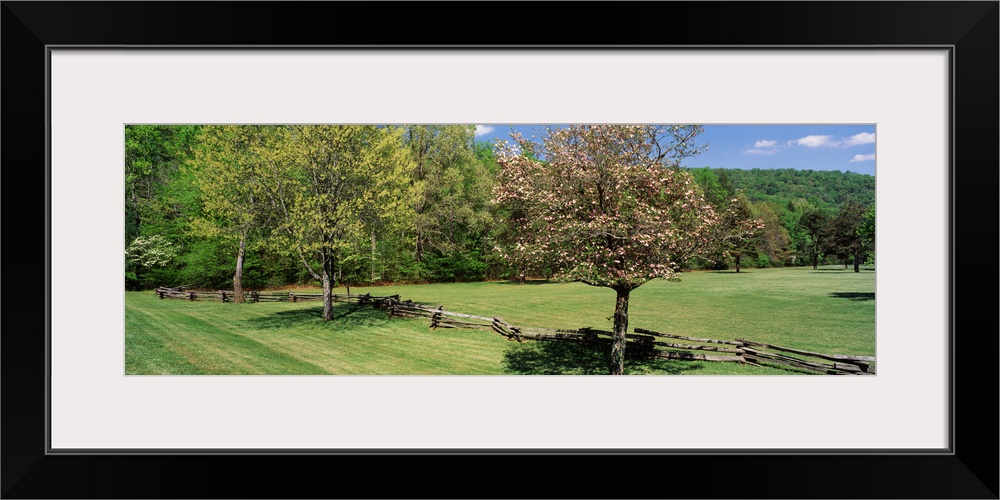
[[686, 167, 875, 271]]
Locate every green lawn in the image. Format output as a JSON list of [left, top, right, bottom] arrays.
[[125, 266, 875, 375]]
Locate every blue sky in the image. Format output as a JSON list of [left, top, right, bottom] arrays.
[[473, 124, 876, 176]]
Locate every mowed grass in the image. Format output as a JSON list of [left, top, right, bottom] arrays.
[[125, 266, 874, 375]]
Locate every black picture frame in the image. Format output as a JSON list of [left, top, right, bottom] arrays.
[[2, 2, 997, 498]]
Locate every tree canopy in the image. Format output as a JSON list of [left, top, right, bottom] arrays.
[[493, 125, 718, 374]]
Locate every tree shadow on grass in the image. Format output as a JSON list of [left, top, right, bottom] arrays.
[[503, 340, 702, 375], [246, 304, 389, 330], [829, 292, 875, 301], [710, 270, 753, 274]]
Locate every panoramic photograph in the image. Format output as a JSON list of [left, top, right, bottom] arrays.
[[124, 124, 875, 375]]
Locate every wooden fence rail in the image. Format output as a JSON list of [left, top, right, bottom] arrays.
[[735, 341, 875, 375], [383, 300, 874, 375], [154, 287, 399, 305]]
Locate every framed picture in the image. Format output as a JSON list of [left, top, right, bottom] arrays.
[[3, 2, 996, 498]]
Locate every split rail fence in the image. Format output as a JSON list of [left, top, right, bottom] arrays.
[[153, 286, 875, 375], [154, 286, 398, 306], [383, 298, 875, 375]]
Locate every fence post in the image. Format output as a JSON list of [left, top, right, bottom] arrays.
[[221, 291, 227, 303], [430, 305, 443, 329], [290, 292, 297, 303], [188, 292, 196, 301]]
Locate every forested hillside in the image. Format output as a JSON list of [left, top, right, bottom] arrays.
[[717, 168, 874, 208]]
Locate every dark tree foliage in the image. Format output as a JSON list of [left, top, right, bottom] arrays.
[[798, 208, 833, 270], [705, 168, 875, 210], [829, 200, 868, 272]]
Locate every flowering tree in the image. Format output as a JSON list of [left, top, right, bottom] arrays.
[[493, 125, 718, 375], [125, 235, 178, 289]]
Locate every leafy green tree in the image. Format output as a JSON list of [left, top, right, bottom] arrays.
[[261, 125, 412, 320], [716, 169, 735, 197], [829, 200, 867, 272], [689, 167, 731, 207], [798, 208, 832, 270], [125, 125, 201, 245], [494, 125, 716, 375], [752, 201, 792, 266], [188, 126, 277, 302], [706, 192, 764, 273], [857, 203, 876, 267], [404, 125, 495, 281], [781, 199, 809, 266]]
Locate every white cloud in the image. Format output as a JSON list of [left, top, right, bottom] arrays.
[[849, 153, 876, 163], [791, 132, 875, 149], [793, 135, 835, 148], [474, 125, 494, 137], [843, 132, 876, 146], [745, 139, 779, 155]]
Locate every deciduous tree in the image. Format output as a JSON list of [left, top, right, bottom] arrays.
[[125, 125, 201, 245], [405, 125, 495, 281], [799, 208, 832, 270], [705, 192, 764, 273], [125, 235, 178, 289], [188, 126, 275, 303], [261, 125, 411, 321], [829, 200, 867, 272], [858, 203, 875, 267], [493, 125, 717, 375], [752, 201, 792, 266]]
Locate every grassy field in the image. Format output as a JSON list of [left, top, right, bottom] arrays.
[[125, 266, 875, 375]]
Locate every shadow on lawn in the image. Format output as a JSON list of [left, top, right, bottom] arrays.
[[810, 268, 874, 273], [246, 304, 388, 330], [829, 292, 875, 301], [503, 341, 702, 375]]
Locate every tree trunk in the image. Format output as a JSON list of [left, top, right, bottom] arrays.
[[844, 257, 848, 269], [322, 271, 333, 320], [735, 254, 741, 273], [415, 231, 423, 263], [812, 252, 819, 270], [853, 244, 861, 273], [610, 288, 630, 375], [233, 231, 246, 304], [321, 254, 335, 321], [371, 230, 377, 282]]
